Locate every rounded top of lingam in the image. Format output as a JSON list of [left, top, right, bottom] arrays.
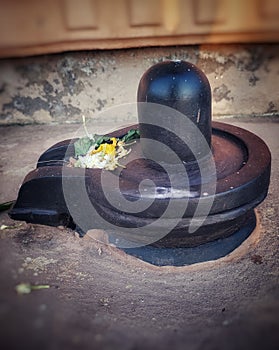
[[137, 60, 212, 163]]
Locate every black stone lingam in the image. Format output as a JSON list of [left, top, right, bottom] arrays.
[[138, 60, 212, 163], [9, 60, 271, 266]]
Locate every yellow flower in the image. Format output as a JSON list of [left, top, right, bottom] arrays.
[[90, 137, 118, 156]]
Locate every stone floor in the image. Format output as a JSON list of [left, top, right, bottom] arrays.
[[0, 119, 278, 350]]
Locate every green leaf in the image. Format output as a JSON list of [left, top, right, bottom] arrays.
[[15, 283, 50, 295], [74, 137, 94, 157], [95, 135, 111, 148], [31, 285, 50, 291], [0, 200, 15, 212], [120, 129, 140, 143], [1, 224, 22, 230], [15, 283, 32, 294]]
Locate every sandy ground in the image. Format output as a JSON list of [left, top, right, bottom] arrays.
[[0, 120, 278, 350]]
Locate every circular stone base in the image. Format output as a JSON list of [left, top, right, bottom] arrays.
[[115, 210, 256, 266]]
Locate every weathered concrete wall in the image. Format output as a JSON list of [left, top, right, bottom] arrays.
[[0, 44, 278, 125]]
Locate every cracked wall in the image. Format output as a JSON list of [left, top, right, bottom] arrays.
[[0, 44, 278, 125]]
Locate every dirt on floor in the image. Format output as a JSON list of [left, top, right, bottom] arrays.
[[0, 120, 278, 350]]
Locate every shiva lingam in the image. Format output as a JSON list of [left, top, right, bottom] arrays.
[[9, 60, 271, 266]]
